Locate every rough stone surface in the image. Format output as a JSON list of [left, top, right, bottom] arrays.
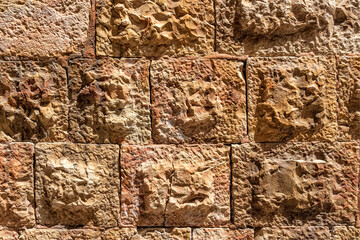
[[0, 230, 19, 240], [0, 61, 68, 142], [19, 229, 101, 240], [68, 58, 151, 144], [255, 227, 331, 240], [247, 56, 338, 142], [151, 58, 246, 144], [0, 143, 34, 227], [193, 228, 254, 240], [216, 0, 360, 56], [332, 226, 360, 240], [0, 0, 91, 58], [103, 228, 191, 240], [337, 56, 360, 141], [96, 0, 214, 57], [232, 142, 358, 227], [120, 145, 230, 227], [35, 143, 120, 227]]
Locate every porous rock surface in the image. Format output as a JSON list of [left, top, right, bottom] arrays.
[[0, 0, 91, 58], [96, 0, 214, 57], [255, 227, 331, 240], [247, 56, 338, 142], [19, 229, 101, 240], [68, 58, 151, 144], [193, 228, 254, 240], [120, 145, 230, 227], [0, 61, 68, 142], [35, 143, 120, 227], [102, 228, 191, 240], [0, 143, 34, 228], [216, 0, 360, 56], [151, 58, 246, 144], [232, 142, 358, 227]]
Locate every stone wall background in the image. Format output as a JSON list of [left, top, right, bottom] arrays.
[[0, 0, 359, 239]]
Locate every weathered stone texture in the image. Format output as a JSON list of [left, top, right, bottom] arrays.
[[151, 58, 246, 144], [332, 226, 360, 240], [19, 229, 101, 240], [68, 58, 151, 144], [0, 143, 34, 227], [103, 228, 191, 240], [247, 57, 337, 142], [0, 0, 91, 58], [255, 227, 331, 240], [193, 228, 254, 240], [232, 142, 358, 227], [121, 145, 230, 227], [337, 56, 360, 141], [0, 230, 19, 240], [35, 143, 120, 227], [216, 0, 360, 56], [96, 0, 214, 57], [0, 61, 68, 142]]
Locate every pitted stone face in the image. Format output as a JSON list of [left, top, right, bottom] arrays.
[[0, 143, 34, 228], [255, 227, 331, 240], [193, 228, 254, 240], [96, 0, 214, 57], [68, 58, 151, 144], [0, 61, 68, 142], [102, 228, 191, 240], [0, 0, 91, 58], [232, 142, 358, 227], [216, 0, 360, 56], [247, 56, 338, 142], [120, 145, 230, 227], [151, 58, 246, 144], [35, 143, 120, 227], [19, 229, 101, 240]]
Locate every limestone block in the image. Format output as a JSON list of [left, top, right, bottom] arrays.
[[19, 229, 101, 240], [193, 228, 254, 240], [68, 58, 151, 144], [35, 143, 120, 227], [151, 58, 246, 144], [255, 227, 331, 240], [96, 0, 214, 57], [120, 145, 230, 227], [102, 228, 191, 240], [0, 143, 34, 227]]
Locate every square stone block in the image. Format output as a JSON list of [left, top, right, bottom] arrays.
[[0, 143, 34, 227], [151, 58, 246, 144], [35, 143, 120, 227], [96, 0, 214, 57], [337, 56, 360, 141], [121, 145, 230, 227], [0, 0, 92, 58], [216, 0, 360, 56], [68, 58, 151, 144], [232, 142, 358, 227], [247, 56, 337, 142], [0, 61, 68, 142]]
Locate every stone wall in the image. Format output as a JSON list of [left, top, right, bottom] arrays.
[[0, 0, 359, 239]]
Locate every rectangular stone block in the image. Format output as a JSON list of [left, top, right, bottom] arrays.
[[102, 228, 191, 240], [216, 0, 360, 56], [120, 145, 230, 227], [96, 0, 214, 57], [337, 56, 360, 141], [247, 56, 337, 142], [35, 143, 120, 227], [19, 229, 101, 240], [255, 227, 331, 240], [0, 143, 34, 228], [193, 228, 254, 240], [151, 58, 246, 144], [0, 61, 68, 142], [68, 58, 151, 144], [0, 0, 92, 58], [0, 230, 19, 240], [232, 142, 358, 227]]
